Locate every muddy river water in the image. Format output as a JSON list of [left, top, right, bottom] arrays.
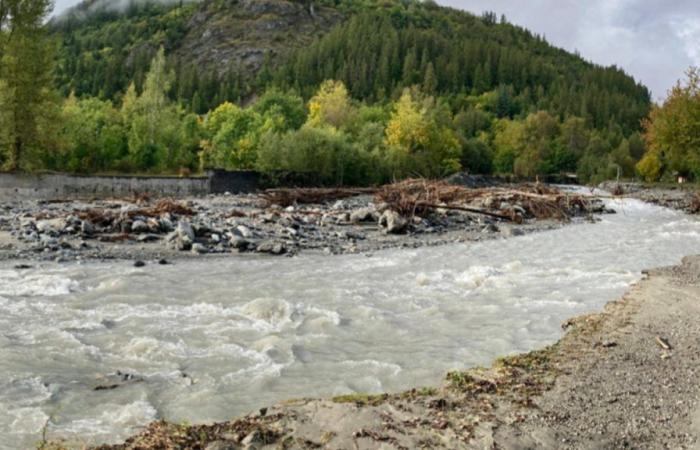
[[1, 196, 699, 448]]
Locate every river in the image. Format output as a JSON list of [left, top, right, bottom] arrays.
[[1, 197, 699, 449]]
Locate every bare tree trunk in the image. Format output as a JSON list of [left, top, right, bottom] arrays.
[[10, 136, 21, 171]]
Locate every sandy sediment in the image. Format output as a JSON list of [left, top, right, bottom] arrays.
[[42, 255, 700, 450]]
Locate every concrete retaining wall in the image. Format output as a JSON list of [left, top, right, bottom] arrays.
[[207, 170, 260, 194], [0, 171, 259, 201]]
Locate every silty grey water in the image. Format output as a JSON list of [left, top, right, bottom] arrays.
[[0, 196, 698, 449]]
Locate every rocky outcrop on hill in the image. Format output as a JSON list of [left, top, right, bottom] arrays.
[[176, 0, 343, 77]]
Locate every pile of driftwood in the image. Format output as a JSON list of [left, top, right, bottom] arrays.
[[375, 179, 594, 222], [77, 199, 194, 228], [259, 180, 596, 222], [262, 187, 376, 207]]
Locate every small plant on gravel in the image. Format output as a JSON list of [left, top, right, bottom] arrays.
[[331, 393, 388, 406]]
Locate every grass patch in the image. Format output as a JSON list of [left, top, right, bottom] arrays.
[[331, 393, 388, 406]]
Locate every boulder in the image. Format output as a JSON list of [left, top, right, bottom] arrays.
[[131, 220, 149, 233], [236, 225, 254, 238], [231, 237, 250, 250], [36, 218, 65, 235], [175, 221, 195, 251], [350, 207, 376, 223], [378, 210, 407, 234], [80, 220, 95, 236], [502, 227, 525, 237], [191, 243, 208, 254], [159, 216, 174, 233], [256, 240, 286, 255]]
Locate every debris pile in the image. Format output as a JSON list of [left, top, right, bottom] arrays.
[[375, 179, 599, 222], [262, 187, 376, 207]]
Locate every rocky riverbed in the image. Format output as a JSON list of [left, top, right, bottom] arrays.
[[0, 183, 604, 263]]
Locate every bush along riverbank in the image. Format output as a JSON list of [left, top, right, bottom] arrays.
[[0, 179, 606, 263], [40, 255, 700, 449]]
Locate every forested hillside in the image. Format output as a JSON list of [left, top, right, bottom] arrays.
[[53, 0, 344, 111], [0, 0, 652, 183], [53, 0, 649, 129]]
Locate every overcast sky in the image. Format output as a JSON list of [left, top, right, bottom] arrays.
[[53, 0, 700, 101]]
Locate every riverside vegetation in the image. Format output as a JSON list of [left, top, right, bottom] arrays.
[[5, 0, 694, 186]]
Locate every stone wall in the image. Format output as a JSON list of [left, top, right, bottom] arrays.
[[0, 171, 259, 201]]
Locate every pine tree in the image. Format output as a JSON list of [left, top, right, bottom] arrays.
[[423, 62, 437, 95], [495, 84, 513, 118], [402, 47, 417, 86]]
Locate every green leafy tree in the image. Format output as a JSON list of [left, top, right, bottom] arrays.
[[516, 111, 563, 177], [0, 80, 14, 167], [252, 88, 306, 131], [307, 80, 356, 129], [460, 138, 493, 174], [256, 126, 371, 186], [384, 88, 461, 177], [0, 0, 58, 170], [201, 102, 263, 170], [121, 48, 200, 172], [559, 116, 590, 161], [639, 67, 700, 179], [58, 93, 127, 172], [492, 118, 524, 174]]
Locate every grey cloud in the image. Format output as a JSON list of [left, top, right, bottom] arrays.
[[439, 0, 700, 101], [54, 0, 197, 18]]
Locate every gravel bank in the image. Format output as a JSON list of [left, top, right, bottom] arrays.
[[0, 184, 602, 263]]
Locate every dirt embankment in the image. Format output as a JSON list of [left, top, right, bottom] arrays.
[[43, 256, 700, 450]]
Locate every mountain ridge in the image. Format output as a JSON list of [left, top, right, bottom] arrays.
[[52, 0, 650, 134]]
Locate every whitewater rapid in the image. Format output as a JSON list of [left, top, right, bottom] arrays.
[[1, 197, 699, 448]]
